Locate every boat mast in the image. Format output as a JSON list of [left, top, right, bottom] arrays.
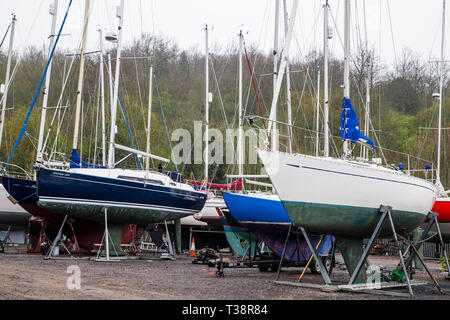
[[272, 0, 280, 152], [145, 65, 153, 171], [283, 0, 293, 153], [107, 53, 114, 110], [0, 14, 16, 153], [98, 28, 106, 167], [363, 77, 370, 160], [72, 0, 90, 153], [204, 24, 209, 180], [36, 2, 58, 164], [315, 66, 321, 157], [107, 0, 125, 169], [323, 0, 330, 158], [436, 0, 446, 189], [362, 0, 370, 160], [238, 30, 244, 178], [266, 0, 298, 150], [343, 0, 351, 157]]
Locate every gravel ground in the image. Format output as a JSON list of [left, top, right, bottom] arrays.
[[1, 246, 450, 300]]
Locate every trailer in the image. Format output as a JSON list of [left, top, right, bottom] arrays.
[[209, 230, 335, 277]]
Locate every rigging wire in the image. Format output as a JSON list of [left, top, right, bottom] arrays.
[[4, 0, 73, 170], [386, 0, 398, 67], [118, 94, 143, 169], [44, 1, 98, 164], [93, 57, 101, 165], [0, 21, 11, 49], [119, 67, 142, 153], [45, 55, 77, 162], [328, 6, 388, 163], [244, 44, 265, 120], [153, 72, 178, 172], [209, 54, 234, 160]]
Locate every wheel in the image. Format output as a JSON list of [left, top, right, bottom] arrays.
[[258, 264, 269, 272], [269, 263, 280, 272], [310, 256, 333, 275], [40, 243, 50, 256], [216, 270, 224, 277], [324, 256, 334, 275]]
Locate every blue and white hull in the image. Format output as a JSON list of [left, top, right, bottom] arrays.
[[223, 192, 333, 262]]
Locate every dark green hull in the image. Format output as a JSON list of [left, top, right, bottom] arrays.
[[283, 201, 426, 239]]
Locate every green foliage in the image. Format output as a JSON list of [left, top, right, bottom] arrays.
[[0, 34, 448, 188]]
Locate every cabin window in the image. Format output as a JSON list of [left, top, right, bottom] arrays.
[[118, 175, 164, 185]]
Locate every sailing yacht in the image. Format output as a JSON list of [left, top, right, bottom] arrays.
[[0, 183, 30, 228], [223, 0, 302, 257], [190, 24, 228, 227], [425, 0, 450, 239], [0, 15, 31, 229], [37, 166, 207, 225], [221, 1, 336, 263], [1, 0, 137, 252], [36, 1, 207, 230], [257, 0, 437, 282]]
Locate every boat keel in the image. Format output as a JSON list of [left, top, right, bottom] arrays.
[[335, 237, 367, 283], [102, 223, 127, 256]]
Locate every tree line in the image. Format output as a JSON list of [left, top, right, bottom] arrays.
[[0, 33, 448, 188]]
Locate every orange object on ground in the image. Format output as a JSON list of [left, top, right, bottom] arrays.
[[189, 237, 196, 257]]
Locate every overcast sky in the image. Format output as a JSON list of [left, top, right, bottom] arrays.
[[0, 0, 448, 70]]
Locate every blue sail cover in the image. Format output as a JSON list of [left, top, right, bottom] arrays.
[[339, 98, 376, 150], [70, 149, 106, 169]]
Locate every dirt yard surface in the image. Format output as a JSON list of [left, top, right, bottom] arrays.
[[1, 246, 450, 300]]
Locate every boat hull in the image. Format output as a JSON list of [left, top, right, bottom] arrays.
[[0, 183, 30, 228], [193, 197, 225, 227], [219, 209, 260, 257], [223, 192, 333, 261], [433, 198, 450, 223], [36, 167, 207, 224], [423, 198, 450, 243], [257, 150, 437, 238], [1, 175, 135, 250]]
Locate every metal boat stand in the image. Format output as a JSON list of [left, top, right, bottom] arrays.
[[94, 207, 126, 262], [26, 218, 52, 255], [0, 226, 11, 253], [402, 212, 450, 294], [274, 223, 333, 284], [402, 211, 450, 281], [341, 208, 449, 296], [275, 205, 443, 298], [160, 220, 176, 260], [45, 215, 88, 261]]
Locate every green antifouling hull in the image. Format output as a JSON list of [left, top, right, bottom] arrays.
[[335, 237, 367, 283], [282, 201, 427, 283], [220, 215, 258, 257], [282, 201, 426, 239], [101, 223, 127, 256], [38, 201, 190, 225], [223, 227, 259, 257]]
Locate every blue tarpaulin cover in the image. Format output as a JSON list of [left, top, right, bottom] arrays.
[[70, 149, 106, 169], [339, 98, 376, 150]]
